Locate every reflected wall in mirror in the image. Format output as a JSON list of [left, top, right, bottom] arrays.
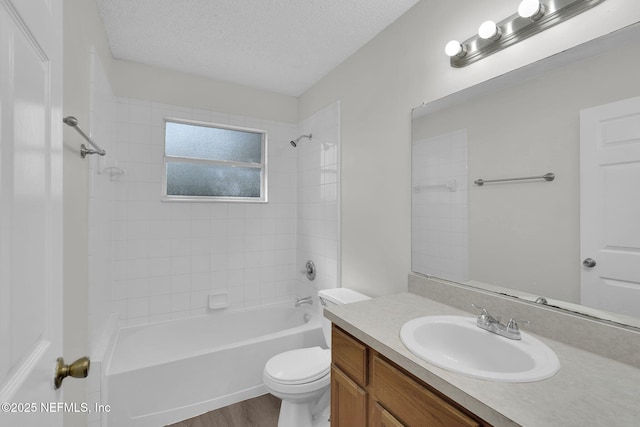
[[412, 23, 640, 328]]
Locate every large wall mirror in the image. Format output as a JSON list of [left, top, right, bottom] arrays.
[[412, 23, 640, 329]]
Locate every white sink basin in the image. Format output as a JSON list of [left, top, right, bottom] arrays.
[[400, 315, 560, 382]]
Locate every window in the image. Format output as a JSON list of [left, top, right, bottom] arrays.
[[163, 119, 267, 202]]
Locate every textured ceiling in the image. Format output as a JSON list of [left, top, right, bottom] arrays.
[[94, 0, 420, 96]]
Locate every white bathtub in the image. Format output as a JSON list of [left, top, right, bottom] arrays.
[[103, 303, 324, 427]]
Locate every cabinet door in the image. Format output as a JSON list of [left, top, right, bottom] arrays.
[[371, 402, 405, 427], [371, 355, 480, 427], [331, 365, 367, 426]]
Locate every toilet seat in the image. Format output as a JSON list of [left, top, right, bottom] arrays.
[[264, 347, 330, 385]]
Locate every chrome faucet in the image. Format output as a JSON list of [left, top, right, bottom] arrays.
[[471, 304, 529, 340], [295, 296, 313, 307]]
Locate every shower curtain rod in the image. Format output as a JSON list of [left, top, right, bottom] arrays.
[[63, 116, 106, 158]]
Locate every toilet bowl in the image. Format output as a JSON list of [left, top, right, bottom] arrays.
[[263, 288, 370, 427], [263, 347, 331, 427]]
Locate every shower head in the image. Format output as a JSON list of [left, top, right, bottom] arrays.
[[290, 133, 312, 147]]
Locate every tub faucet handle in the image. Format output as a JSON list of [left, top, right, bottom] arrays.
[[301, 260, 316, 281]]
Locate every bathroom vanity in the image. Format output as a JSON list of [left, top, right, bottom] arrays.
[[325, 275, 640, 427]]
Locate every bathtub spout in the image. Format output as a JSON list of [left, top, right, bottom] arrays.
[[295, 296, 313, 307]]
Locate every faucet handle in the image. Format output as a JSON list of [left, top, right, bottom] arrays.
[[471, 303, 488, 316], [506, 318, 530, 334], [471, 304, 499, 323]]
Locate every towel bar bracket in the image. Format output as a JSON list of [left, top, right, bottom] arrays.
[[80, 144, 105, 158]]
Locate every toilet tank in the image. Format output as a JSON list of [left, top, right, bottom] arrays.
[[318, 288, 370, 348]]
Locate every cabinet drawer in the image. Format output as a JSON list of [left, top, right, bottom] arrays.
[[371, 355, 480, 427], [332, 326, 367, 387]]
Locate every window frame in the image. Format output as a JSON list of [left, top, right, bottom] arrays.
[[162, 118, 268, 203]]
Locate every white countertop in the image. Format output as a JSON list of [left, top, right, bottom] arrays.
[[324, 292, 640, 427]]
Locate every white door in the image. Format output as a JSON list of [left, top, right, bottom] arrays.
[[580, 96, 640, 318], [0, 0, 63, 425]]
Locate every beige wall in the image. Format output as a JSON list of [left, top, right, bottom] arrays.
[[110, 60, 297, 123], [298, 0, 640, 297]]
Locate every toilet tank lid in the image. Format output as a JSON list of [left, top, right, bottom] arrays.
[[318, 288, 370, 305]]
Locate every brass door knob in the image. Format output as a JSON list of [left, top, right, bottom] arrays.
[[54, 356, 90, 389]]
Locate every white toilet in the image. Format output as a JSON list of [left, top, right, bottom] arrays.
[[263, 288, 370, 427]]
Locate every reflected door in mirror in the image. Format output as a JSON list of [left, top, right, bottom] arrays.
[[580, 96, 640, 318]]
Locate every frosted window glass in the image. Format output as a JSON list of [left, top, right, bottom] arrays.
[[163, 119, 266, 201], [166, 162, 261, 198], [165, 121, 262, 163]]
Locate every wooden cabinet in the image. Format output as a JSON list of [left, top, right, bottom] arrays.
[[331, 325, 491, 427], [331, 326, 368, 427]]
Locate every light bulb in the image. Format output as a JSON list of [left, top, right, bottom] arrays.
[[444, 40, 466, 58], [518, 0, 545, 20], [478, 20, 501, 41]]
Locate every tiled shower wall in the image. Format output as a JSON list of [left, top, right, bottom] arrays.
[[297, 102, 341, 293], [412, 129, 468, 282], [109, 99, 301, 325]]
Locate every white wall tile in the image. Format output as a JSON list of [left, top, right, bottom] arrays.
[[150, 276, 172, 295], [170, 292, 190, 313], [149, 294, 172, 315], [296, 101, 341, 296], [412, 129, 469, 282], [90, 96, 342, 329]]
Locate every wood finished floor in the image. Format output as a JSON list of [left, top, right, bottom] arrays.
[[166, 394, 281, 427]]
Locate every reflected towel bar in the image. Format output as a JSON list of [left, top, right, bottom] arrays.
[[474, 173, 555, 186], [413, 179, 459, 193], [63, 116, 106, 158]]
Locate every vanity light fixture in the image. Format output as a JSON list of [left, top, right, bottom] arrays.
[[446, 0, 607, 68]]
